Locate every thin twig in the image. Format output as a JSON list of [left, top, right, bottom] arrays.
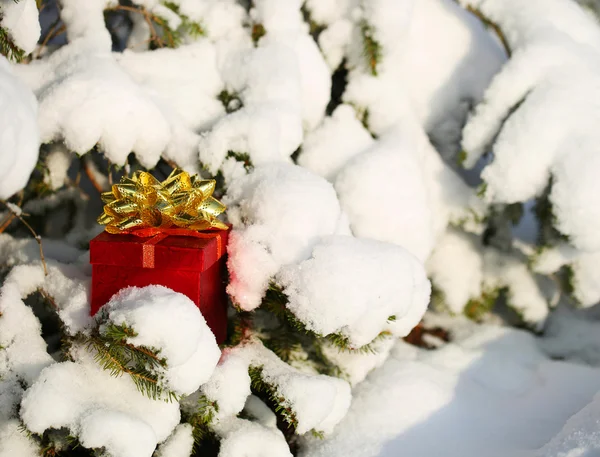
[[0, 200, 48, 276], [0, 192, 23, 234], [34, 17, 66, 59], [465, 5, 511, 57], [83, 157, 106, 193], [107, 4, 165, 47]]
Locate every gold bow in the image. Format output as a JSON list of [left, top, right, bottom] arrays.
[[98, 169, 228, 234]]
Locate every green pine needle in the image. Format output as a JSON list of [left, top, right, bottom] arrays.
[[360, 20, 381, 76], [82, 323, 178, 402], [0, 26, 25, 62], [249, 366, 299, 430]]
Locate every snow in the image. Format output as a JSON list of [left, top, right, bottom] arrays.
[[15, 40, 170, 168], [0, 265, 53, 385], [528, 393, 600, 457], [102, 286, 221, 396], [427, 229, 484, 314], [321, 337, 396, 386], [201, 350, 251, 422], [78, 409, 157, 457], [3, 1, 600, 456], [4, 202, 22, 217], [402, 0, 506, 156], [243, 395, 278, 429], [21, 347, 181, 457], [298, 104, 374, 182], [334, 131, 435, 262], [44, 143, 72, 190], [318, 19, 352, 70], [301, 317, 600, 457], [0, 0, 41, 54], [427, 229, 549, 327], [233, 340, 352, 435], [0, 57, 39, 199], [304, 0, 348, 27], [334, 124, 484, 263], [277, 236, 431, 347], [460, 0, 600, 252], [116, 41, 225, 169], [199, 41, 302, 178], [155, 424, 194, 457], [0, 420, 39, 457], [224, 164, 345, 310], [541, 307, 600, 367], [216, 418, 292, 457]]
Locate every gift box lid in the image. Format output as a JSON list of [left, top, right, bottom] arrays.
[[90, 228, 230, 272]]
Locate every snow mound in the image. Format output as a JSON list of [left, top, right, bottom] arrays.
[[0, 264, 53, 385], [0, 57, 39, 199], [201, 350, 252, 422], [155, 424, 194, 457], [234, 340, 352, 435], [335, 131, 434, 262], [298, 104, 374, 182], [278, 236, 431, 347], [428, 229, 549, 328], [15, 40, 170, 168], [21, 349, 180, 457], [461, 0, 600, 252], [216, 418, 292, 457], [102, 286, 221, 395], [224, 164, 346, 310], [301, 318, 600, 457], [0, 0, 41, 54]]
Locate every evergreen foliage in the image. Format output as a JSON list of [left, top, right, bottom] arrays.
[[360, 21, 381, 76], [3, 1, 600, 456], [81, 322, 177, 402], [0, 25, 25, 62]]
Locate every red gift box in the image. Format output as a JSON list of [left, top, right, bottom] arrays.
[[89, 228, 230, 343]]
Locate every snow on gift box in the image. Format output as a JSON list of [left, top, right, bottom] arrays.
[[89, 168, 230, 343]]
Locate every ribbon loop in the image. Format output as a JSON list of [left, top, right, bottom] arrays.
[[98, 169, 228, 234]]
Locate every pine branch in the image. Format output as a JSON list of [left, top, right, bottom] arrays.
[[263, 283, 392, 354], [218, 90, 243, 114], [162, 1, 205, 39], [82, 324, 177, 402], [251, 23, 266, 44], [185, 395, 219, 448], [464, 5, 511, 57], [249, 366, 299, 430], [0, 24, 25, 62], [0, 200, 48, 275], [360, 20, 381, 76], [226, 151, 253, 171], [464, 288, 501, 321]]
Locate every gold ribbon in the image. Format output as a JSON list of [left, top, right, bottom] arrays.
[[98, 168, 228, 234]]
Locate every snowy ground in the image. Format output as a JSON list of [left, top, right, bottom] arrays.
[[302, 313, 600, 457]]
